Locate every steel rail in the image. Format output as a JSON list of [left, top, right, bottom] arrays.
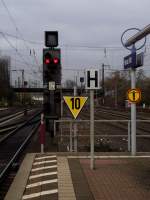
[[0, 111, 23, 123], [0, 108, 34, 125], [0, 121, 25, 133], [0, 122, 40, 182], [0, 110, 41, 144]]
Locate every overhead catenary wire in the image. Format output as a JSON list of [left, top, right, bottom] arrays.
[[0, 32, 42, 69], [0, 30, 150, 50], [0, 30, 126, 49], [1, 33, 42, 82], [1, 33, 30, 67], [0, 0, 40, 67]]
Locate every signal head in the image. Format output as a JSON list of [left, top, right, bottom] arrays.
[[43, 48, 61, 85], [43, 49, 60, 67]]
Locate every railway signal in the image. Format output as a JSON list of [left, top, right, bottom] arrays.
[[43, 48, 61, 85], [43, 48, 61, 120], [43, 31, 61, 137], [63, 96, 88, 119]]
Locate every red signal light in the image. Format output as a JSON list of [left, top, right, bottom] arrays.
[[53, 58, 59, 64], [45, 58, 51, 64], [44, 52, 52, 64]]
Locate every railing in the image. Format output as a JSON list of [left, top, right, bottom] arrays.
[[54, 119, 150, 152]]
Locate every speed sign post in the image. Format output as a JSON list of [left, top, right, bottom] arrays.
[[64, 96, 88, 152], [85, 69, 100, 170]]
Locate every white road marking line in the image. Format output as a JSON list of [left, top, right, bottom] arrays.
[[22, 189, 58, 199], [35, 155, 56, 160], [29, 172, 57, 179], [33, 160, 57, 165], [31, 165, 57, 172], [26, 179, 58, 188]]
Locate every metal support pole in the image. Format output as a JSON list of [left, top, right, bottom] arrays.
[[60, 98, 63, 143], [61, 99, 63, 118], [60, 123, 63, 143], [61, 89, 63, 118], [40, 113, 45, 153], [131, 68, 136, 156], [60, 90, 63, 143], [22, 70, 24, 88], [114, 81, 118, 108], [22, 70, 25, 105], [70, 122, 73, 152], [41, 144, 44, 154], [18, 77, 20, 87], [74, 86, 78, 152], [102, 64, 105, 105], [90, 90, 95, 169], [130, 44, 136, 156], [54, 121, 56, 137], [128, 121, 131, 152]]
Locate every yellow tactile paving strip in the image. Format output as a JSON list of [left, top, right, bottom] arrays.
[[22, 154, 58, 200], [57, 157, 76, 200]]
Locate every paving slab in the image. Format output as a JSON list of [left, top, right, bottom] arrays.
[[68, 158, 94, 200], [80, 158, 150, 200]]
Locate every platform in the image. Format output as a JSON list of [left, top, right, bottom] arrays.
[[5, 153, 150, 200]]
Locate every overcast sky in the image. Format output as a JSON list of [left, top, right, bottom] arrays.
[[0, 0, 150, 85]]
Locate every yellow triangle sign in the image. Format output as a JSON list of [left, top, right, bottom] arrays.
[[63, 96, 88, 119]]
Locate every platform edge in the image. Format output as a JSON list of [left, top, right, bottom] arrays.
[[4, 153, 36, 200]]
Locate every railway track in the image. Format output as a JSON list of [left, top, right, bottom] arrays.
[[97, 106, 150, 118], [0, 121, 24, 135], [94, 108, 150, 135], [0, 109, 37, 139], [80, 106, 150, 135], [0, 110, 41, 199], [0, 107, 24, 119], [0, 109, 33, 126], [95, 106, 150, 119]]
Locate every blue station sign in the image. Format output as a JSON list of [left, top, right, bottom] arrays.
[[124, 52, 136, 69], [136, 52, 144, 68]]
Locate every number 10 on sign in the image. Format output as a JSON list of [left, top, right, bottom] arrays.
[[70, 98, 80, 109], [63, 96, 88, 119]]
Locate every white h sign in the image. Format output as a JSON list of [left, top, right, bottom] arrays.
[[85, 69, 100, 89]]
